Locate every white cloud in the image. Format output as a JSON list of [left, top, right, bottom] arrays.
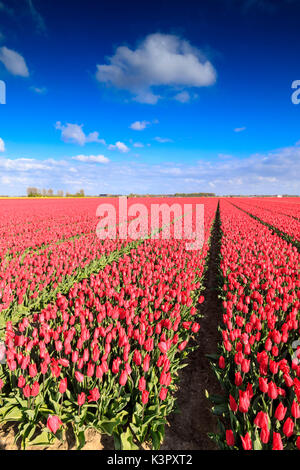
[[1, 142, 300, 196], [0, 46, 29, 77], [173, 91, 191, 103], [130, 120, 150, 131], [55, 122, 105, 146], [96, 33, 216, 104], [0, 137, 5, 152], [0, 157, 57, 171], [108, 141, 129, 153], [234, 126, 246, 132], [159, 167, 182, 175], [154, 136, 173, 143], [133, 142, 144, 148], [30, 86, 47, 94], [72, 154, 109, 163]]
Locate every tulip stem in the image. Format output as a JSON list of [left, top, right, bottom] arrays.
[[142, 404, 145, 422]]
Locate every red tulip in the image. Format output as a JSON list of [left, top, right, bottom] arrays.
[[274, 402, 287, 421], [77, 392, 86, 406], [75, 371, 84, 383], [31, 381, 40, 397], [141, 390, 149, 404], [283, 417, 294, 438], [226, 430, 235, 446], [59, 377, 67, 394], [47, 415, 62, 434], [240, 432, 252, 450], [87, 388, 100, 402], [119, 370, 128, 386], [159, 387, 168, 401], [272, 432, 283, 450]]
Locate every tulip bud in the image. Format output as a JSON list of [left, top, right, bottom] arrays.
[[272, 432, 283, 450], [18, 375, 26, 388], [75, 371, 84, 383], [291, 400, 300, 419], [260, 426, 270, 444], [283, 417, 294, 438], [119, 370, 128, 386], [240, 432, 252, 450], [141, 390, 149, 405], [159, 387, 168, 401], [59, 377, 67, 394], [47, 415, 62, 434], [274, 402, 287, 421], [218, 356, 225, 369], [226, 430, 235, 446], [31, 381, 40, 397], [139, 376, 146, 391], [77, 392, 86, 406]]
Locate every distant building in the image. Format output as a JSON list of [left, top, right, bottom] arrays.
[[277, 195, 282, 198]]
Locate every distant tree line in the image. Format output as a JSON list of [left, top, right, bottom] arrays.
[[126, 192, 216, 197], [26, 188, 85, 197], [65, 189, 85, 197]]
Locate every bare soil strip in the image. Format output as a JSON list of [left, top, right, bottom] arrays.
[[162, 203, 223, 450]]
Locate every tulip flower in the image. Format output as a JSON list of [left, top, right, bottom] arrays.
[[47, 415, 63, 434], [272, 432, 283, 450], [119, 370, 128, 386], [274, 403, 287, 421], [141, 390, 149, 405], [283, 418, 294, 438], [59, 378, 67, 394], [240, 432, 252, 450], [226, 430, 235, 446], [87, 388, 100, 402], [77, 392, 86, 406], [75, 371, 84, 383]]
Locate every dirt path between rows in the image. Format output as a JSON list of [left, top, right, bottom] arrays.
[[161, 203, 223, 450]]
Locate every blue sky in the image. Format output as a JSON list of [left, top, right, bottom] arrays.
[[0, 0, 300, 195]]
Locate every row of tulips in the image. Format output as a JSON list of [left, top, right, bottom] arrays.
[[230, 198, 300, 244], [0, 199, 218, 449], [0, 199, 102, 258], [0, 198, 215, 323], [208, 200, 300, 450], [0, 233, 135, 321], [230, 197, 300, 222]]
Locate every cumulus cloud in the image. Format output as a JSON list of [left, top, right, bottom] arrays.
[[55, 122, 105, 146], [173, 91, 191, 103], [108, 141, 129, 153], [133, 142, 144, 148], [0, 46, 29, 77], [72, 154, 109, 163], [154, 136, 173, 143], [0, 137, 5, 152], [0, 157, 58, 171], [30, 86, 47, 94], [1, 142, 300, 196], [130, 120, 150, 131], [96, 33, 216, 104]]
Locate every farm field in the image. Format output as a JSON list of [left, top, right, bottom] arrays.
[[0, 197, 299, 451]]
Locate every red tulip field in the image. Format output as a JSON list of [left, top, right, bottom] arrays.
[[0, 197, 299, 451]]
